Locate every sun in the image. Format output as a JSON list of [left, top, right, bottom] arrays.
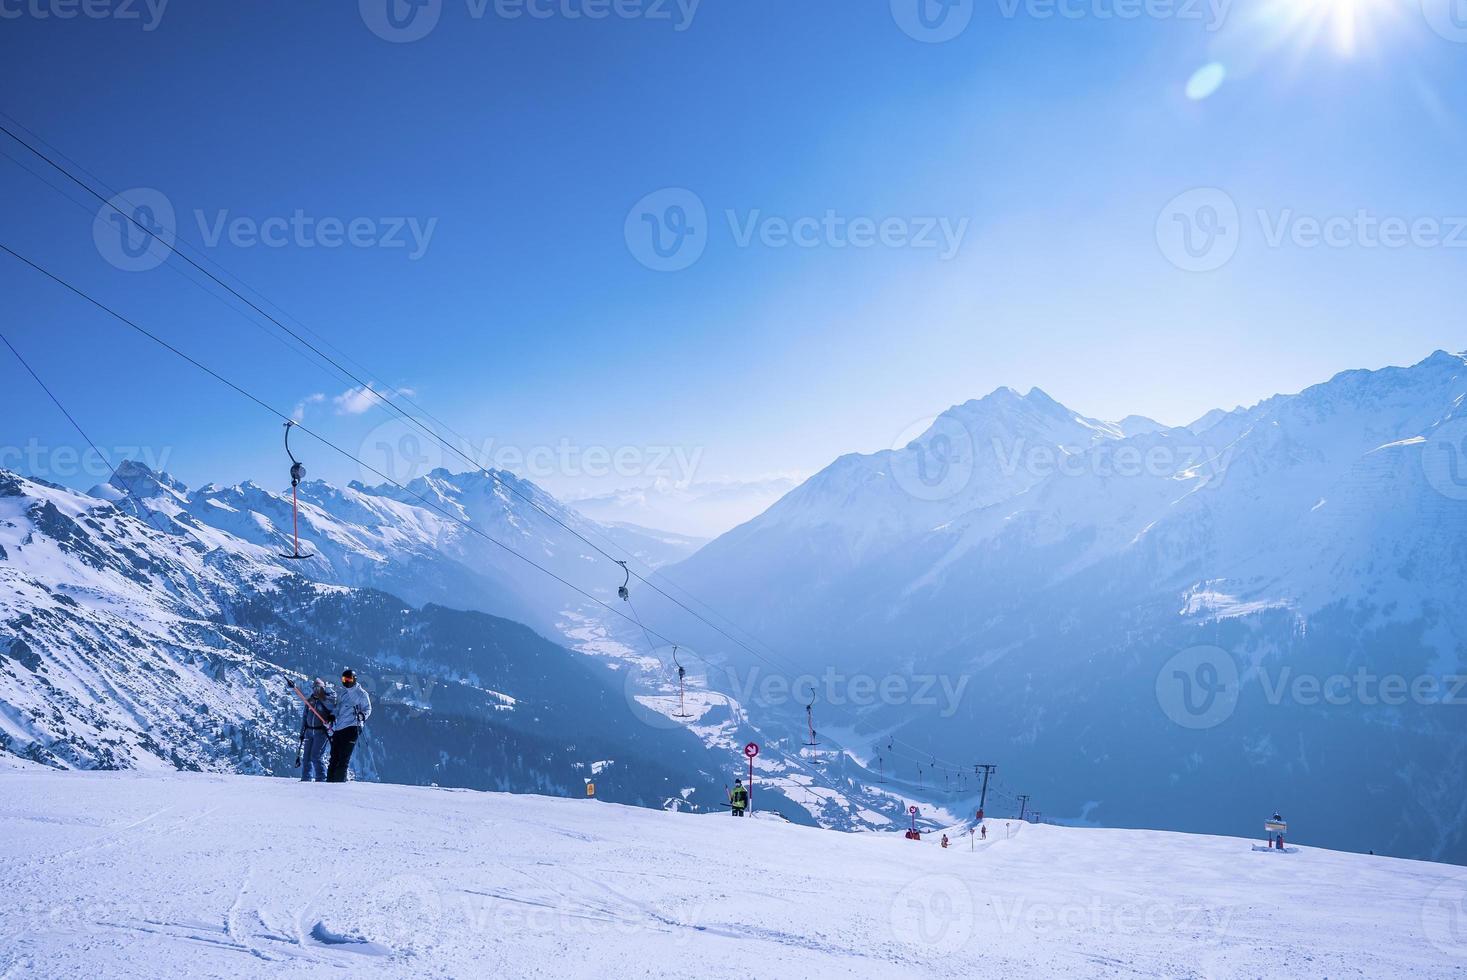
[[1264, 0, 1407, 56]]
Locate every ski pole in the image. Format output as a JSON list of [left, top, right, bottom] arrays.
[[289, 681, 334, 732]]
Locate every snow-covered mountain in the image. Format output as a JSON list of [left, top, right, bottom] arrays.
[[663, 351, 1467, 862], [0, 464, 936, 830], [102, 462, 702, 637], [0, 469, 729, 808]]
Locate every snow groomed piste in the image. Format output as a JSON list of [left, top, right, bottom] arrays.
[[1, 764, 1461, 979]]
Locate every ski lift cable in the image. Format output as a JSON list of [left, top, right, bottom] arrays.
[[0, 243, 692, 651], [0, 119, 642, 579], [0, 115, 982, 776], [5, 243, 962, 803], [0, 112, 469, 443], [0, 119, 979, 775], [0, 118, 908, 743], [0, 328, 172, 536], [0, 143, 387, 400]]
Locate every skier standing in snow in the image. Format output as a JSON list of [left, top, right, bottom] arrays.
[[326, 668, 371, 783], [728, 779, 749, 817], [299, 677, 333, 782]]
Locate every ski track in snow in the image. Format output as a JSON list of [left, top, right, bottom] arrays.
[[1, 769, 1465, 979]]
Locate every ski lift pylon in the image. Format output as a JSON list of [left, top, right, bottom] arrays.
[[278, 420, 314, 561], [672, 645, 691, 719]]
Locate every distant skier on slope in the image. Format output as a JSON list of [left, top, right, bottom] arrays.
[[299, 678, 333, 782], [326, 668, 371, 783], [728, 779, 749, 817]]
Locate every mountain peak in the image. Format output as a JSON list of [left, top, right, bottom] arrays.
[[111, 460, 188, 498]]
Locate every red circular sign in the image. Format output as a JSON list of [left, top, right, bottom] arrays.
[[909, 805, 918, 815], [744, 742, 760, 758]]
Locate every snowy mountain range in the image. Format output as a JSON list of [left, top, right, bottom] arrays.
[[0, 467, 730, 809], [662, 351, 1467, 862], [5, 350, 1466, 861]]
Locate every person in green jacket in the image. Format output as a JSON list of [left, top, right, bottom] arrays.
[[728, 779, 749, 816]]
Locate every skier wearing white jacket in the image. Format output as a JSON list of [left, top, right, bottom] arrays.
[[326, 668, 371, 783]]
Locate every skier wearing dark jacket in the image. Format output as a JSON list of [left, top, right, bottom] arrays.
[[299, 677, 333, 782], [326, 668, 371, 783]]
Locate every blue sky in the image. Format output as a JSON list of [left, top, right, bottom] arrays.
[[1, 0, 1463, 506]]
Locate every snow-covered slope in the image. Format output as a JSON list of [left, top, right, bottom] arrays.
[[1, 768, 1461, 978]]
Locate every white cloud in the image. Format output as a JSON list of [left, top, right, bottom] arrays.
[[291, 393, 325, 422], [332, 383, 417, 416]]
